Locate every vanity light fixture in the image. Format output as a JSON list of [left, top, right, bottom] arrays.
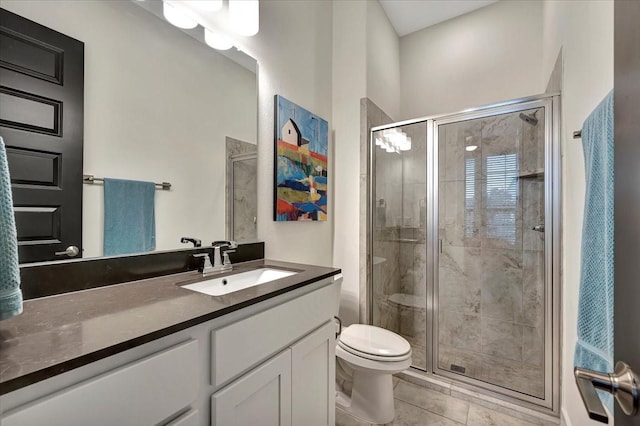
[[204, 28, 233, 50], [184, 0, 222, 13], [162, 1, 198, 29], [229, 0, 259, 36], [161, 0, 260, 51]]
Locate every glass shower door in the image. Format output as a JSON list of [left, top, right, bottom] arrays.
[[371, 121, 428, 370], [434, 106, 548, 400]]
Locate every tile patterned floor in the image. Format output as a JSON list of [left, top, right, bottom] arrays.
[[336, 378, 546, 426]]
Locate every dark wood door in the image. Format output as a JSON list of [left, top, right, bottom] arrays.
[[0, 8, 84, 263], [614, 1, 640, 425]]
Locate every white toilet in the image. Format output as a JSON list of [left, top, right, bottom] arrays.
[[335, 324, 412, 424]]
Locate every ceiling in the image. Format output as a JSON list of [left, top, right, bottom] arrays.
[[379, 0, 499, 37]]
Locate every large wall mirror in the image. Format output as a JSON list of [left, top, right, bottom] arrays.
[[0, 0, 258, 264]]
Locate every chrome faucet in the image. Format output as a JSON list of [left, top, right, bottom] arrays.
[[211, 241, 237, 272]]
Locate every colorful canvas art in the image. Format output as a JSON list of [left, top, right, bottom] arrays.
[[274, 95, 328, 221]]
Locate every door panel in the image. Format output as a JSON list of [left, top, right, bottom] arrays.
[[0, 8, 84, 263], [614, 1, 640, 425]]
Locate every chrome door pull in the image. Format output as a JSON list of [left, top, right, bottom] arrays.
[[574, 361, 640, 423], [54, 245, 79, 257]]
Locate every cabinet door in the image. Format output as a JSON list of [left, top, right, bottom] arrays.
[[212, 350, 291, 426], [165, 409, 199, 426], [291, 321, 336, 426]]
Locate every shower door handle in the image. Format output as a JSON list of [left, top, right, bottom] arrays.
[[574, 361, 640, 423]]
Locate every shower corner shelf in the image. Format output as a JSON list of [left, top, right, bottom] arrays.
[[518, 169, 544, 179]]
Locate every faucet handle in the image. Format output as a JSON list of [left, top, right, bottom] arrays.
[[193, 253, 213, 269]]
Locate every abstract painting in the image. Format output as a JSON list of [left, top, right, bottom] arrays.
[[274, 95, 328, 221]]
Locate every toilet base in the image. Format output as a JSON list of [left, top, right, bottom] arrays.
[[335, 366, 396, 424]]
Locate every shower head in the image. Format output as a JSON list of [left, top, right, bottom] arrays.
[[519, 111, 538, 126]]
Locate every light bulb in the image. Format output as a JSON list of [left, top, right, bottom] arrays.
[[229, 0, 259, 36], [465, 145, 478, 152], [204, 28, 233, 50], [185, 0, 222, 12], [163, 1, 198, 29]]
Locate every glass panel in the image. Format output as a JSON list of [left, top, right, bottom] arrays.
[[436, 107, 546, 398], [371, 122, 428, 370]]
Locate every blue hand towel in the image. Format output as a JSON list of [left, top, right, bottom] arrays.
[[103, 178, 156, 256], [574, 90, 614, 412], [0, 136, 23, 320]]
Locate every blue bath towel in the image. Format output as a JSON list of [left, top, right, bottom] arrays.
[[574, 90, 614, 412], [0, 136, 23, 320], [103, 178, 156, 256]]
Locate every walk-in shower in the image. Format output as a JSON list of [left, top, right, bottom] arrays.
[[368, 94, 560, 411]]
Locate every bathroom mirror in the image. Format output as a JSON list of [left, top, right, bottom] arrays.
[[1, 0, 258, 263]]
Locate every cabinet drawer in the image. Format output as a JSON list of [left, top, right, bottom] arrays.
[[3, 340, 199, 426], [211, 280, 340, 387]]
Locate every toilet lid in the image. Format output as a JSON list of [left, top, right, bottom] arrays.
[[339, 324, 411, 358]]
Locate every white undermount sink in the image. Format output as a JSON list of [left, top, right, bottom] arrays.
[[181, 267, 298, 296]]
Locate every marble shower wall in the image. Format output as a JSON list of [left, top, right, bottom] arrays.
[[437, 109, 546, 398], [225, 137, 257, 242]]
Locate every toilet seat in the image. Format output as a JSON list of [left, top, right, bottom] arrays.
[[338, 324, 411, 362]]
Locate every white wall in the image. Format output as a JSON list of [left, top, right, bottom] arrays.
[[2, 0, 256, 258], [400, 0, 543, 119], [332, 1, 367, 323], [541, 2, 614, 425], [366, 0, 401, 120], [240, 0, 334, 266], [331, 0, 400, 324]]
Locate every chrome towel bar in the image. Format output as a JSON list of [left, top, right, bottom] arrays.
[[83, 174, 171, 190]]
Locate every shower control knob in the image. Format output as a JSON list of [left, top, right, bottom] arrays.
[[532, 224, 545, 232]]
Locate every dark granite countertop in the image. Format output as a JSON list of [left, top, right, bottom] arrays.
[[0, 259, 340, 395]]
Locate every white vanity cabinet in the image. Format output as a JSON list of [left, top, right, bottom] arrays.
[[212, 321, 336, 426], [0, 274, 341, 426]]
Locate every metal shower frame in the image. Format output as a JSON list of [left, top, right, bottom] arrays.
[[368, 93, 561, 413]]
